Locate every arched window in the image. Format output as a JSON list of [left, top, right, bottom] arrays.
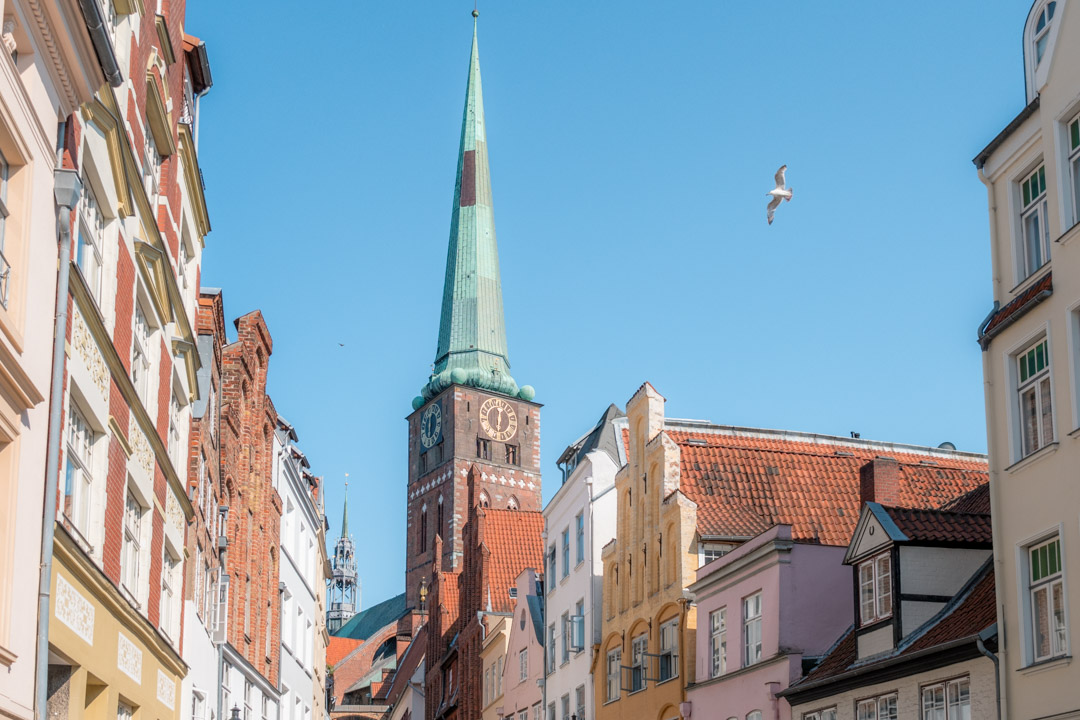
[[478, 491, 489, 508], [420, 504, 428, 552], [437, 495, 444, 536], [507, 495, 519, 511], [1033, 1, 1057, 64]]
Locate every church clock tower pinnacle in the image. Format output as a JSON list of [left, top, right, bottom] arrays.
[[405, 13, 542, 612]]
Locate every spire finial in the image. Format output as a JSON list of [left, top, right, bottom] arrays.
[[341, 473, 350, 538], [472, 8, 478, 18]]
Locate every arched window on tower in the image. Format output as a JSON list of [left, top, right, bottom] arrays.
[[437, 495, 444, 537], [506, 495, 519, 511], [478, 491, 489, 508], [1033, 1, 1057, 64], [420, 504, 428, 552]]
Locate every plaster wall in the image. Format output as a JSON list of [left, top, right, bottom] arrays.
[[501, 570, 543, 719], [897, 547, 991, 598]]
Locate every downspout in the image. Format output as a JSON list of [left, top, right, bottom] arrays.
[[35, 127, 83, 720], [976, 626, 1001, 720]]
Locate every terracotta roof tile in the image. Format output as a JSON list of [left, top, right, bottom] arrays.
[[938, 483, 991, 515], [981, 271, 1052, 343], [669, 430, 988, 546], [881, 505, 992, 545], [327, 636, 363, 667], [481, 508, 545, 613]]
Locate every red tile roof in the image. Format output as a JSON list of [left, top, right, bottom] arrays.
[[880, 505, 992, 545], [481, 508, 545, 613], [938, 483, 991, 515], [980, 271, 1052, 345], [327, 636, 363, 667], [669, 429, 988, 545]]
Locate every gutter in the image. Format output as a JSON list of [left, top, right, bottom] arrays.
[[976, 624, 1001, 720], [978, 286, 1052, 350], [973, 96, 1039, 169], [77, 0, 123, 87]]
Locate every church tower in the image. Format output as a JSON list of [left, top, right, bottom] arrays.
[[327, 479, 360, 633], [406, 14, 542, 611]]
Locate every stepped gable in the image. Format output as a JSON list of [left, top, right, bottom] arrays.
[[480, 508, 545, 614], [667, 428, 988, 545]]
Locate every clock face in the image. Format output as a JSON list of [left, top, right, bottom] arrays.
[[420, 402, 442, 449], [479, 397, 518, 442]]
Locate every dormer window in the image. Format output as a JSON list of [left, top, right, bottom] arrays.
[[1033, 2, 1057, 64], [858, 551, 892, 625]]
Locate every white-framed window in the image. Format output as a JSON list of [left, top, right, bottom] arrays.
[[168, 394, 182, 468], [1033, 1, 1058, 64], [518, 710, 527, 720], [132, 304, 151, 404], [533, 703, 542, 720], [571, 599, 585, 652], [497, 655, 503, 696], [710, 608, 727, 677], [1029, 536, 1067, 661], [261, 696, 270, 720], [630, 634, 647, 692], [519, 648, 528, 681], [561, 612, 569, 664], [160, 546, 180, 640], [76, 174, 105, 301], [560, 694, 570, 720], [191, 689, 207, 720], [143, 118, 161, 207], [547, 545, 556, 592], [1068, 111, 1080, 226], [575, 512, 584, 565], [859, 552, 893, 625], [658, 617, 679, 681], [117, 701, 133, 720], [743, 592, 763, 666], [857, 694, 898, 720], [122, 490, 144, 601], [547, 703, 555, 720], [562, 528, 570, 578], [178, 238, 190, 291], [221, 664, 231, 714], [747, 713, 763, 720], [605, 647, 620, 702], [0, 147, 11, 308], [243, 680, 252, 720], [574, 685, 585, 720], [63, 400, 95, 541], [548, 624, 556, 673], [1017, 337, 1054, 457], [1020, 164, 1050, 279], [699, 541, 736, 567], [921, 676, 970, 720], [803, 709, 837, 720]]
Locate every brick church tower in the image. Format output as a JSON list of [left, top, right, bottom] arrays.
[[405, 11, 542, 612]]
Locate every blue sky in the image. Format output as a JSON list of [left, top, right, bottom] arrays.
[[187, 1, 1028, 607]]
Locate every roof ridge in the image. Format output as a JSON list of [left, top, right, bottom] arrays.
[[895, 555, 995, 654]]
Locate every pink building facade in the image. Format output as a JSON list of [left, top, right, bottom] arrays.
[[685, 525, 852, 720], [500, 568, 545, 720]]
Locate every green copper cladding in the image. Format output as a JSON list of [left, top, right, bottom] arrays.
[[423, 16, 527, 401], [341, 484, 349, 538]]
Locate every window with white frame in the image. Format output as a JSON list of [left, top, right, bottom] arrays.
[[547, 624, 556, 673], [533, 702, 542, 720], [571, 599, 584, 652], [921, 676, 970, 720], [191, 690, 207, 720], [122, 490, 144, 601], [747, 713, 763, 720], [261, 696, 269, 720], [857, 694, 898, 720], [518, 710, 527, 720], [178, 239, 190, 291], [575, 512, 584, 565], [243, 680, 252, 720], [117, 701, 133, 720], [699, 541, 736, 567], [160, 546, 180, 640], [169, 394, 182, 469], [1020, 164, 1050, 279], [547, 703, 555, 720], [605, 647, 620, 702], [143, 119, 161, 207], [221, 664, 231, 714], [859, 552, 893, 625], [1029, 536, 1067, 662], [0, 147, 10, 308], [63, 400, 95, 541], [497, 655, 503, 696], [575, 685, 585, 719], [1017, 337, 1054, 457], [547, 545, 556, 591], [743, 592, 763, 666], [562, 528, 570, 578], [630, 634, 647, 692], [803, 709, 837, 720], [1068, 112, 1080, 226], [132, 305, 151, 404], [659, 617, 679, 681], [710, 608, 726, 677], [76, 175, 105, 301], [1032, 1, 1058, 65], [561, 612, 569, 664], [519, 648, 528, 681]]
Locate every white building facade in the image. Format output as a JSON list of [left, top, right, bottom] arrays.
[[543, 405, 624, 720], [275, 418, 323, 720]]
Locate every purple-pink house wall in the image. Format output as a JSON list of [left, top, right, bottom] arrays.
[[686, 525, 852, 720], [501, 568, 544, 718]]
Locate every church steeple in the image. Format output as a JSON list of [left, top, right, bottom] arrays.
[[340, 478, 349, 538], [327, 476, 359, 634], [418, 13, 534, 405]]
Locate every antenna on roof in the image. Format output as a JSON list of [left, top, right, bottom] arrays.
[[850, 431, 860, 439]]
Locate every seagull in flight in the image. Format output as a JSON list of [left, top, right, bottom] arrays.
[[766, 165, 793, 225]]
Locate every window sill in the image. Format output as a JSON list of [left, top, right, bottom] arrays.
[[0, 643, 16, 668], [1010, 262, 1051, 297], [602, 698, 620, 706], [1019, 654, 1071, 675], [1005, 442, 1059, 473], [1068, 426, 1080, 439], [1055, 220, 1080, 246], [656, 675, 679, 686]]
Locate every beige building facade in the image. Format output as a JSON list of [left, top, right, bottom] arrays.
[[480, 614, 509, 720], [974, 1, 1080, 718]]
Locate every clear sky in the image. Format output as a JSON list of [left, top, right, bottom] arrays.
[[186, 1, 1029, 608]]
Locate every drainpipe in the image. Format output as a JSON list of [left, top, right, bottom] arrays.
[[977, 625, 1002, 720], [35, 144, 83, 720]]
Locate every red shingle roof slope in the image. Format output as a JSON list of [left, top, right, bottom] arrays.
[[327, 636, 363, 667], [880, 505, 992, 545], [481, 508, 545, 613], [938, 483, 991, 515], [669, 429, 987, 546]]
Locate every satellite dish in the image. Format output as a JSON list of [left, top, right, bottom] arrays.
[[938, 441, 957, 451]]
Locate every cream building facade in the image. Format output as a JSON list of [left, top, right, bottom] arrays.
[[974, 1, 1080, 718], [480, 614, 509, 720]]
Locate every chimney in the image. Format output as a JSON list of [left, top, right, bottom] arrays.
[[859, 456, 900, 506]]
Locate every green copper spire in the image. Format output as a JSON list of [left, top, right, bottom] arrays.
[[421, 13, 532, 403], [341, 476, 349, 538]]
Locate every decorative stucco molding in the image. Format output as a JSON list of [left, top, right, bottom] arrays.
[[156, 669, 175, 709], [128, 413, 154, 479], [72, 306, 110, 399], [117, 632, 142, 682], [54, 574, 94, 643]]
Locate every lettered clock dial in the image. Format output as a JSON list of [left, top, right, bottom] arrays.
[[479, 397, 518, 442]]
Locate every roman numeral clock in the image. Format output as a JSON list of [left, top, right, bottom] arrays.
[[478, 396, 517, 442]]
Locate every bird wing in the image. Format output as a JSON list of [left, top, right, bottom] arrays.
[[767, 196, 782, 224], [774, 165, 787, 188]]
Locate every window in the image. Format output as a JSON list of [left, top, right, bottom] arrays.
[[1033, 1, 1057, 64], [743, 592, 762, 665], [857, 694, 898, 720], [505, 443, 518, 465], [562, 528, 570, 578], [803, 710, 837, 720], [533, 704, 542, 720], [437, 497, 444, 538], [605, 647, 621, 702], [76, 175, 105, 301], [169, 395, 182, 468], [570, 600, 584, 652], [160, 548, 179, 639], [63, 401, 95, 540], [548, 624, 556, 672], [0, 150, 10, 308], [122, 491, 143, 600], [117, 701, 133, 720], [1017, 338, 1054, 457], [575, 512, 584, 565], [221, 664, 231, 714], [519, 711, 528, 720], [859, 552, 893, 624], [519, 648, 528, 681], [560, 694, 569, 720], [420, 506, 428, 552], [922, 677, 970, 720], [477, 437, 491, 460], [178, 239, 190, 291], [561, 612, 569, 664], [132, 305, 151, 403], [1068, 112, 1080, 226], [143, 118, 161, 207], [484, 666, 491, 704], [547, 704, 555, 720], [710, 608, 727, 677], [700, 541, 736, 567], [747, 713, 763, 720], [1029, 536, 1067, 661], [191, 690, 207, 720], [659, 618, 679, 681], [243, 680, 252, 720], [547, 545, 556, 591], [497, 655, 503, 695], [261, 697, 270, 720], [575, 685, 585, 720], [1020, 164, 1050, 278], [630, 634, 647, 692]]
